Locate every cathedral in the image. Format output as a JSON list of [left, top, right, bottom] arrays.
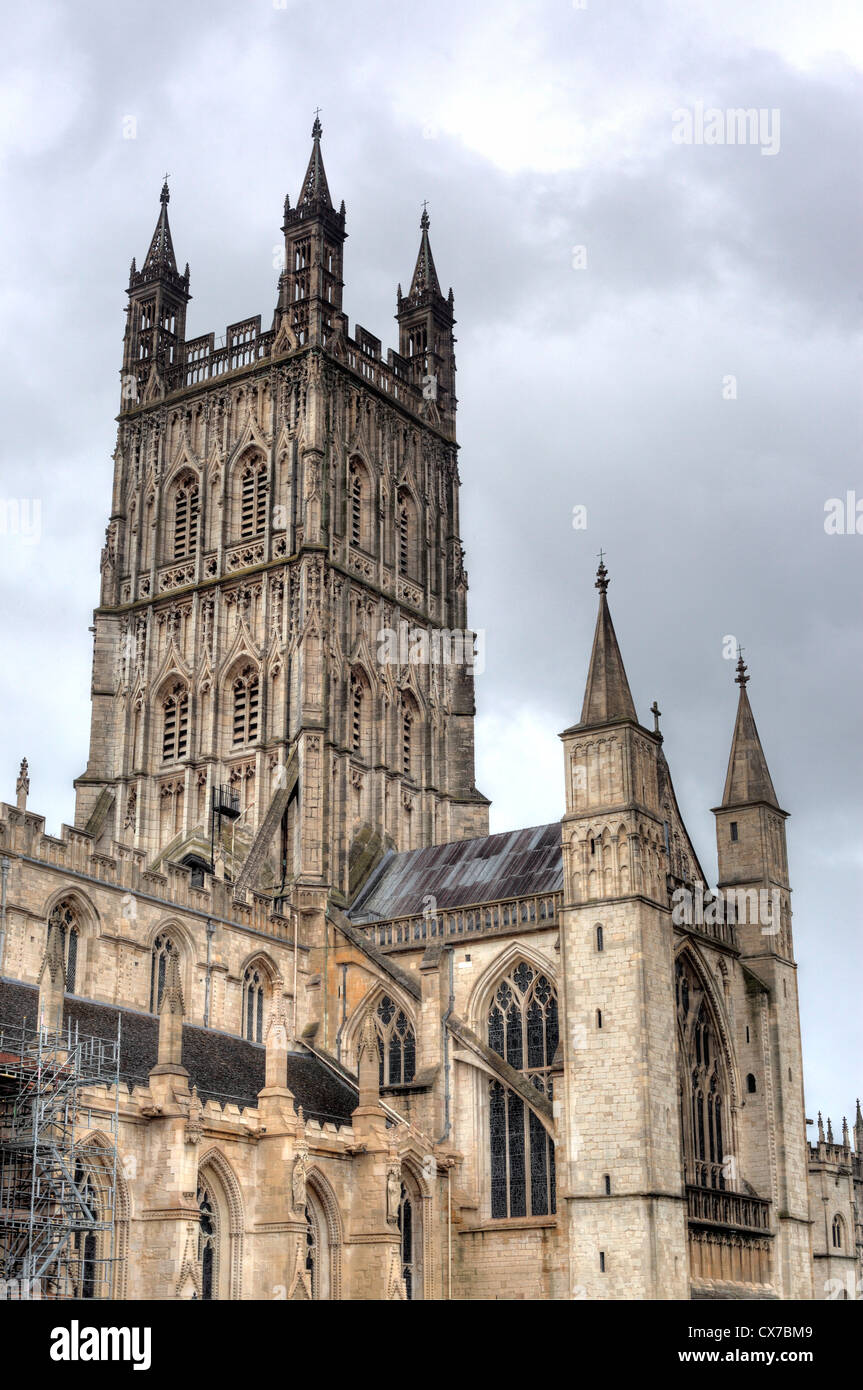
[[0, 119, 859, 1302]]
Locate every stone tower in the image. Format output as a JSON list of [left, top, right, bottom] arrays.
[[73, 120, 489, 929], [713, 654, 812, 1298], [556, 562, 688, 1299]]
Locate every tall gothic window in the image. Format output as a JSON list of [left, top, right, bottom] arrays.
[[374, 995, 416, 1086], [305, 1203, 319, 1296], [240, 457, 268, 538], [399, 1183, 415, 1299], [349, 668, 370, 760], [197, 1182, 218, 1300], [397, 489, 419, 581], [401, 694, 418, 781], [173, 474, 199, 559], [487, 962, 558, 1219], [243, 965, 265, 1043], [162, 684, 189, 762], [232, 667, 259, 746], [677, 955, 730, 1190], [72, 1160, 99, 1299], [832, 1214, 845, 1249], [150, 934, 177, 1013], [348, 458, 371, 551], [49, 901, 79, 994]]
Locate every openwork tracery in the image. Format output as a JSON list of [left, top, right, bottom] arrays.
[[676, 953, 731, 1190], [487, 961, 558, 1219]]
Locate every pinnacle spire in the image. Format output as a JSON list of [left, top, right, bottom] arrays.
[[142, 178, 178, 275], [579, 558, 638, 726], [297, 111, 332, 209], [721, 654, 780, 809], [408, 203, 442, 299]]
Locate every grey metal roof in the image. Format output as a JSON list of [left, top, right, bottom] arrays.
[[348, 822, 563, 923]]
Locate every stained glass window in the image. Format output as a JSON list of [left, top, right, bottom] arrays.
[[374, 995, 416, 1085], [677, 956, 729, 1190], [487, 962, 558, 1218]]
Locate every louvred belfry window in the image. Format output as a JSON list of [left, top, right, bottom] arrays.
[[240, 459, 268, 538], [232, 667, 260, 746], [162, 684, 189, 762], [487, 962, 558, 1219], [173, 475, 199, 559], [374, 995, 416, 1086]]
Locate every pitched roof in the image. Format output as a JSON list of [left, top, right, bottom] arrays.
[[0, 980, 357, 1125], [348, 823, 563, 923]]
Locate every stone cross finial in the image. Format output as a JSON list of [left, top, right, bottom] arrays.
[[16, 758, 29, 811], [650, 701, 661, 734], [735, 646, 749, 686]]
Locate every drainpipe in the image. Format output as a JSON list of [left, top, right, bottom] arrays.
[[203, 917, 216, 1027], [0, 856, 9, 976], [447, 1165, 452, 1301], [436, 946, 455, 1144]]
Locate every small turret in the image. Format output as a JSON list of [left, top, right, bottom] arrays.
[[713, 653, 792, 959], [275, 114, 346, 349], [396, 206, 457, 431], [121, 180, 191, 408]]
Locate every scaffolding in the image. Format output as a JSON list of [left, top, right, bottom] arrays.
[[0, 1014, 121, 1300]]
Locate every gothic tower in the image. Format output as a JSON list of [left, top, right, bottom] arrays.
[[556, 562, 689, 1298], [713, 655, 812, 1298], [73, 121, 489, 950]]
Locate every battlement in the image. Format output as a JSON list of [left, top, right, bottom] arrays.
[[123, 309, 431, 427], [0, 801, 295, 944]]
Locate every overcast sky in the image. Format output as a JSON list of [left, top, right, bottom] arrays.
[[0, 0, 860, 1131]]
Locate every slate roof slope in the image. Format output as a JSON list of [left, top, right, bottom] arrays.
[[348, 822, 563, 923], [0, 981, 357, 1124]]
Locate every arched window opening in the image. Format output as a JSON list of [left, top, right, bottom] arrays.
[[173, 474, 199, 560], [48, 901, 79, 995], [487, 962, 558, 1219], [240, 457, 268, 538], [677, 956, 731, 1190], [305, 1202, 319, 1296], [397, 489, 419, 581], [243, 965, 266, 1044], [72, 1160, 99, 1299], [399, 1184, 414, 1299], [746, 1072, 757, 1094], [150, 934, 177, 1013], [401, 695, 418, 782], [832, 1214, 844, 1249], [232, 666, 259, 746], [350, 669, 370, 760], [197, 1182, 218, 1300], [374, 995, 416, 1086], [596, 924, 604, 952], [162, 683, 189, 763], [349, 458, 371, 551]]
